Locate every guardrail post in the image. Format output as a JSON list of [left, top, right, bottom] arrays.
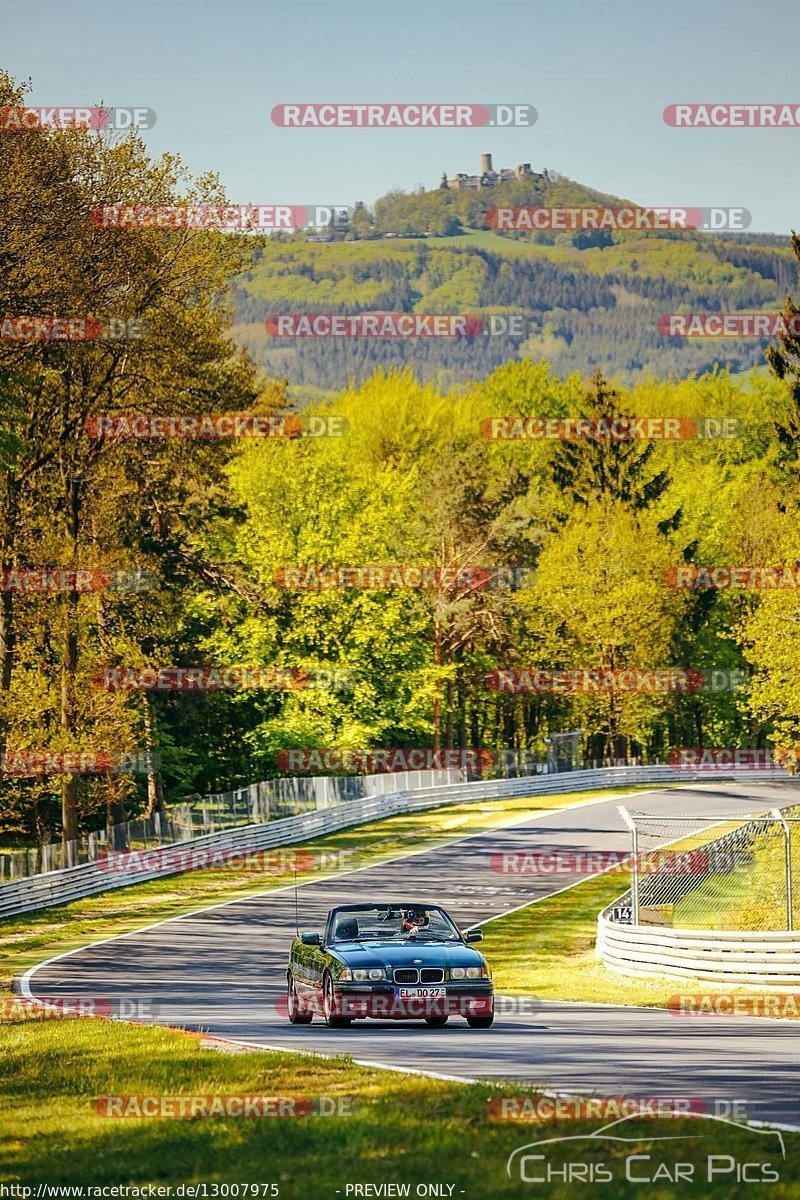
[[772, 808, 793, 931], [617, 805, 639, 925]]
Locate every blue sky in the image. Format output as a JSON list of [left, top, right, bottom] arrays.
[[3, 0, 797, 233]]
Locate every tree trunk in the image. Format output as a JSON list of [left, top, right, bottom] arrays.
[[60, 477, 81, 861], [144, 694, 165, 816], [432, 600, 442, 750], [106, 780, 128, 850]]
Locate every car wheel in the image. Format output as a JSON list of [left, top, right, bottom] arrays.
[[466, 1014, 494, 1028], [323, 973, 352, 1028], [287, 974, 313, 1025], [424, 1015, 448, 1028]]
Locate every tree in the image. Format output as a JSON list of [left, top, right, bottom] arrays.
[[522, 500, 687, 760], [550, 371, 670, 511], [0, 70, 263, 853]]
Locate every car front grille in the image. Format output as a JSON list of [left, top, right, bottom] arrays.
[[394, 968, 419, 984], [393, 967, 445, 985]]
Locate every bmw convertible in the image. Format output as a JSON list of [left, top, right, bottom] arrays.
[[286, 901, 494, 1028]]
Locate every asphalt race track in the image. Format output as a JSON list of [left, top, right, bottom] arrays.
[[22, 779, 800, 1127]]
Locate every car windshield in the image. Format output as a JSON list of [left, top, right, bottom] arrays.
[[329, 905, 461, 943]]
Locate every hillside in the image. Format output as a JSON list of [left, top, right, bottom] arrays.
[[230, 169, 796, 387]]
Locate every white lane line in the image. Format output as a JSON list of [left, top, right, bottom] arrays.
[[199, 1036, 800, 1131], [20, 786, 663, 1002], [213, 1035, 482, 1083]]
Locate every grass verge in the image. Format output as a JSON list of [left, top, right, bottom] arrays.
[[0, 1017, 795, 1194], [482, 866, 800, 1014]]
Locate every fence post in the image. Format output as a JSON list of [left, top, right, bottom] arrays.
[[772, 808, 793, 931], [618, 806, 639, 925]]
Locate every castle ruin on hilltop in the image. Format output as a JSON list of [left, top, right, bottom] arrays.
[[440, 153, 557, 190]]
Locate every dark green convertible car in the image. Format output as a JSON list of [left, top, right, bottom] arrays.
[[286, 901, 494, 1028]]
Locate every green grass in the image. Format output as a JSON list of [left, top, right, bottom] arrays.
[[0, 1017, 796, 1193], [481, 860, 800, 1013], [668, 822, 800, 933], [0, 786, 653, 991], [2, 783, 798, 1190]]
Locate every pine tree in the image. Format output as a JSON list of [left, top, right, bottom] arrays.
[[550, 371, 670, 510]]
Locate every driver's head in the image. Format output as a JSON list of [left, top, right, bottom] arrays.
[[402, 908, 428, 930]]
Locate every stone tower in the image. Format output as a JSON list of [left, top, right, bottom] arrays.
[[480, 153, 493, 175]]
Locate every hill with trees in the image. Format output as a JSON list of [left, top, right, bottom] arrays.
[[231, 170, 795, 386]]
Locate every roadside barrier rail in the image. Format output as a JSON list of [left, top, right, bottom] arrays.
[[0, 764, 787, 919]]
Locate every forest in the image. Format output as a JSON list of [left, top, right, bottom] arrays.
[[3, 69, 800, 853]]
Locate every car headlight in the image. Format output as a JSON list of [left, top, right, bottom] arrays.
[[368, 968, 385, 980], [451, 967, 466, 979], [339, 968, 353, 981], [466, 967, 482, 979], [350, 968, 385, 981]]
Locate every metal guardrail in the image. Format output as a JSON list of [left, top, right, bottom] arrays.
[[0, 763, 787, 920], [597, 919, 800, 986], [0, 768, 467, 883], [0, 763, 671, 919]]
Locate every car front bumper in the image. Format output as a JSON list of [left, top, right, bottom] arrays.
[[332, 981, 494, 1020]]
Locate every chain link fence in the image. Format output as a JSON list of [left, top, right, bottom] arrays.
[[0, 768, 464, 883], [612, 805, 799, 932]]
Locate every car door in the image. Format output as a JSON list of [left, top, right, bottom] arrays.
[[309, 913, 337, 997]]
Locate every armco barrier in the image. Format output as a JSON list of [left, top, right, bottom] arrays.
[[597, 917, 800, 986], [0, 764, 785, 920], [1, 767, 467, 882]]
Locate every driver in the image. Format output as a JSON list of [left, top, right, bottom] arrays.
[[401, 908, 429, 935]]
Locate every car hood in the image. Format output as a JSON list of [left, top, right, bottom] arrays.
[[329, 940, 485, 968]]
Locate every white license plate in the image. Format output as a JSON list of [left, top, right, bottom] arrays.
[[395, 986, 446, 999]]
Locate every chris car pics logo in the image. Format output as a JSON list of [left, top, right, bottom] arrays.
[[506, 1112, 785, 1185]]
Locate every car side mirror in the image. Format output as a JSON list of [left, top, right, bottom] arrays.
[[300, 931, 322, 946], [465, 929, 483, 943]]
